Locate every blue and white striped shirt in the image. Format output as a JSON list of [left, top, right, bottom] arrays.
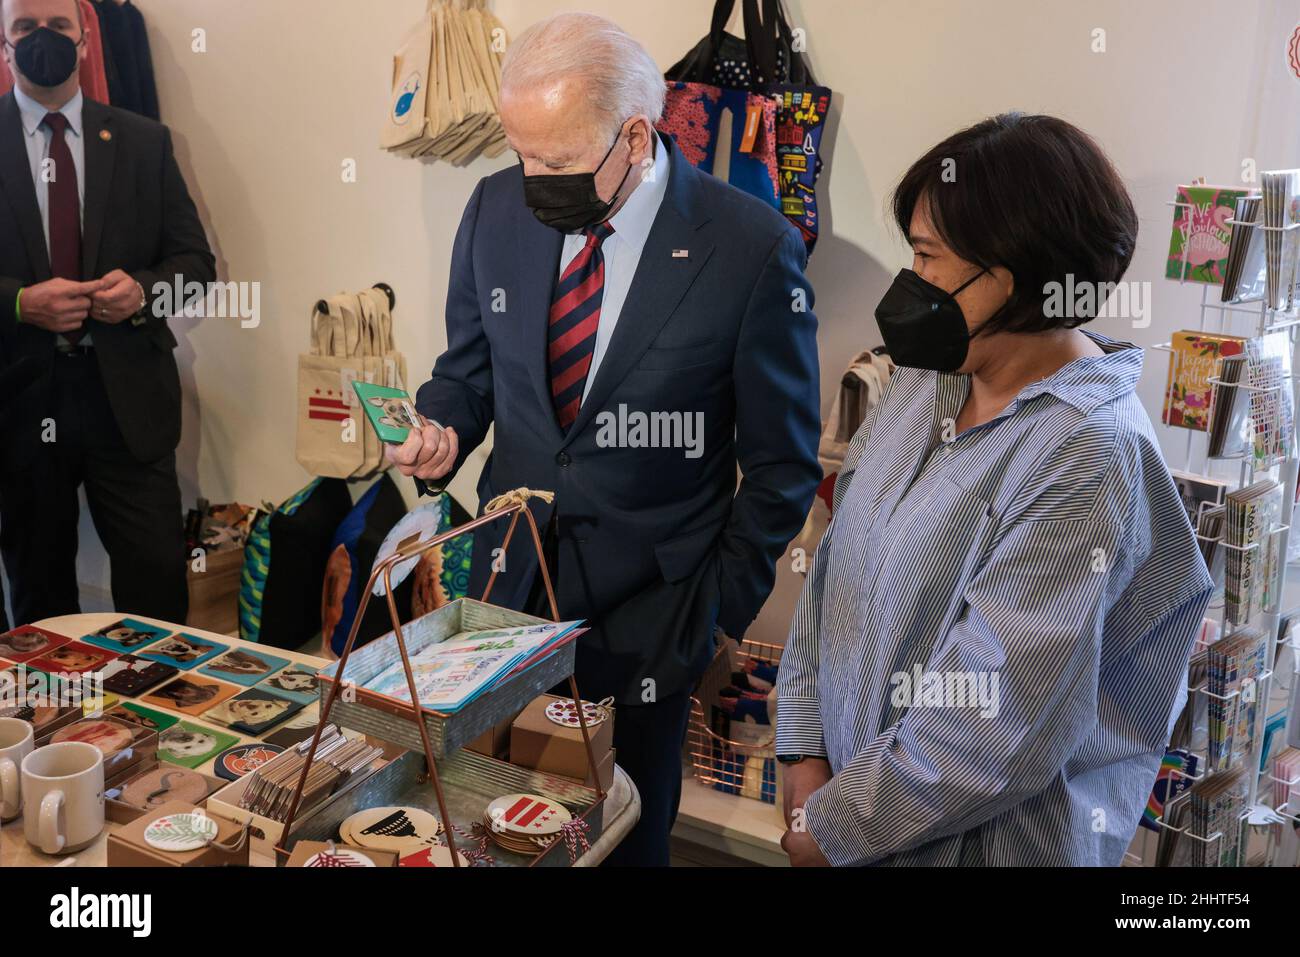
[[776, 333, 1214, 866]]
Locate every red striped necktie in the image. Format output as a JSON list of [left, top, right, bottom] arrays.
[[548, 222, 614, 431], [43, 112, 85, 345]]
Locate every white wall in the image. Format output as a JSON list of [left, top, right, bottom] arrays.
[[62, 0, 1300, 633]]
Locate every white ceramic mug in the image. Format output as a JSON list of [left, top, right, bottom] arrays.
[[21, 741, 105, 855], [0, 717, 34, 821]]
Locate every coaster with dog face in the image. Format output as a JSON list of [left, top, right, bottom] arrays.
[[158, 721, 240, 769], [81, 618, 171, 655], [140, 633, 229, 671], [256, 667, 321, 704], [198, 648, 291, 687], [0, 626, 72, 663], [202, 687, 305, 735], [142, 676, 240, 716], [28, 640, 119, 676], [109, 702, 180, 733], [144, 811, 219, 852]]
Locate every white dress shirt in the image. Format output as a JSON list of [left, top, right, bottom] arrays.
[[13, 84, 86, 253], [556, 133, 670, 401], [14, 84, 90, 346]]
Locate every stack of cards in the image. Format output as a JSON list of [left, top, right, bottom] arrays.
[[1188, 766, 1249, 867], [1224, 480, 1283, 628], [483, 792, 572, 856], [1206, 627, 1268, 771], [236, 726, 383, 822]]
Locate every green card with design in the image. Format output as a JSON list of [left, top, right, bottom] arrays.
[[350, 381, 427, 444]]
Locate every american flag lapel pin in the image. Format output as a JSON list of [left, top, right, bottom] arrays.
[[672, 249, 689, 259]]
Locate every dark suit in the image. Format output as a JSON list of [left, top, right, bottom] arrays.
[[416, 132, 820, 863], [0, 91, 214, 625]]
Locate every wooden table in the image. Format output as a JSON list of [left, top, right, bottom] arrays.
[[1, 613, 638, 867]]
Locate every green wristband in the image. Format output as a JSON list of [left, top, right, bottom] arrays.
[[15, 287, 23, 324]]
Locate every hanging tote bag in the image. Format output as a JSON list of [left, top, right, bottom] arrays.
[[660, 0, 832, 253], [346, 292, 385, 480], [662, 0, 780, 212], [381, 2, 435, 153], [296, 301, 367, 479]]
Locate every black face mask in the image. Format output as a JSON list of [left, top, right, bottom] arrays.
[[6, 27, 82, 89], [873, 267, 998, 372], [521, 130, 633, 233]]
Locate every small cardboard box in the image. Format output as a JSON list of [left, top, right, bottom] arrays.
[[509, 694, 613, 781], [107, 800, 250, 867], [285, 840, 398, 867], [187, 545, 244, 635], [466, 714, 516, 760], [551, 746, 615, 793]]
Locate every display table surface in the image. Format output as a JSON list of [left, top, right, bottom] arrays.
[[674, 765, 788, 867], [1, 613, 638, 868]]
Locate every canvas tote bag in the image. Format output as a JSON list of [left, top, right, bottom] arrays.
[[296, 301, 367, 479]]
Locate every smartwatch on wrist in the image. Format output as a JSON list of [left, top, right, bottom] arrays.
[[776, 754, 808, 765]]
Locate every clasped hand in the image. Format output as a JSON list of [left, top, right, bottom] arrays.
[[19, 269, 143, 333]]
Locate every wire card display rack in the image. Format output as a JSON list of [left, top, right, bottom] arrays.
[[275, 490, 606, 867], [1134, 194, 1300, 867]]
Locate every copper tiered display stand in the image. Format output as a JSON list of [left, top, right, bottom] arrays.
[[275, 490, 604, 867]]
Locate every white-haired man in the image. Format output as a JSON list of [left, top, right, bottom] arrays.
[[390, 12, 820, 865]]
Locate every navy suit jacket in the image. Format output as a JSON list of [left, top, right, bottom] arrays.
[[416, 133, 820, 704]]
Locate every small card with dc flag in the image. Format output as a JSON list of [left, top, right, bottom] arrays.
[[351, 380, 432, 444]]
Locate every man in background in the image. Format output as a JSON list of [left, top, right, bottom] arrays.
[[0, 0, 214, 624], [390, 13, 821, 865]]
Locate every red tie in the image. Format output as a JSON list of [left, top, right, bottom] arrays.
[[548, 222, 614, 430], [43, 112, 84, 345]]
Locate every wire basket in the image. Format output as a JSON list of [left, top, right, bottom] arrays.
[[686, 637, 783, 804]]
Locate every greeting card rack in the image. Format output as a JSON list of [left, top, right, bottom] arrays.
[[274, 489, 605, 867], [1135, 195, 1300, 867]]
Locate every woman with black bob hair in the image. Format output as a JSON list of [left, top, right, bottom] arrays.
[[775, 113, 1213, 866]]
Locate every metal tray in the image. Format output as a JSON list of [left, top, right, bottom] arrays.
[[283, 748, 605, 867], [316, 598, 576, 759]]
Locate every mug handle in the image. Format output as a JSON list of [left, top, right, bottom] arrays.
[[0, 757, 17, 818], [40, 788, 66, 855]]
